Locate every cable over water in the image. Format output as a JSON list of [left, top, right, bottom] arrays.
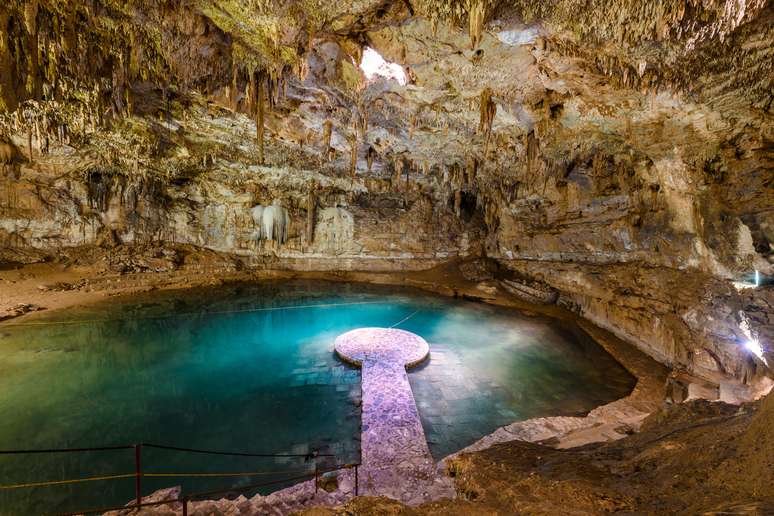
[[1, 300, 389, 327], [390, 309, 419, 328]]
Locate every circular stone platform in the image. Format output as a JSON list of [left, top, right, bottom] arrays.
[[334, 327, 430, 368]]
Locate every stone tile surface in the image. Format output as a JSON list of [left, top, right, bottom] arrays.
[[334, 328, 454, 505]]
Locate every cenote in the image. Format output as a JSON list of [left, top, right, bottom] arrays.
[[0, 280, 635, 514]]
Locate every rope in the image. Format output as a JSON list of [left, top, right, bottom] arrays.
[[1, 443, 331, 458], [143, 468, 311, 478], [0, 473, 135, 490], [0, 465, 338, 490], [390, 309, 419, 328], [1, 300, 388, 327], [0, 445, 133, 455], [142, 442, 332, 458]]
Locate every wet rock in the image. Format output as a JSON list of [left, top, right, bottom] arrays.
[[0, 303, 44, 321]]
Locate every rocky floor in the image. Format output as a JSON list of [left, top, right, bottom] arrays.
[[300, 393, 774, 515]]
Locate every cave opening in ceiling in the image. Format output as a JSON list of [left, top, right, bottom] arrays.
[[359, 47, 407, 85]]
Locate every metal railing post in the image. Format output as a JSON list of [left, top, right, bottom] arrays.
[[314, 461, 319, 495], [134, 443, 142, 508], [354, 464, 358, 496], [182, 498, 188, 516]]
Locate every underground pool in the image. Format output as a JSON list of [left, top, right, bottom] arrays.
[[0, 280, 635, 514]]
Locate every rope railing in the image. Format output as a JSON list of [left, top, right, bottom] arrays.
[[141, 442, 334, 458], [50, 464, 358, 516], [0, 442, 334, 457], [0, 468, 315, 490], [0, 474, 137, 490], [0, 444, 135, 454], [0, 442, 359, 515]]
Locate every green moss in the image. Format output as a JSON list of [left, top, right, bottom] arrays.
[[198, 0, 301, 71], [339, 59, 363, 91]]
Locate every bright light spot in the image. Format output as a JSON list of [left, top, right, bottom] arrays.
[[497, 28, 540, 46], [739, 312, 768, 366], [360, 47, 407, 86], [733, 270, 763, 291], [746, 339, 768, 366]]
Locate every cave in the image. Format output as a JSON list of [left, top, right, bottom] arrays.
[[0, 1, 772, 515]]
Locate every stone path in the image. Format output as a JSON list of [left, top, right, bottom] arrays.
[[334, 328, 455, 505]]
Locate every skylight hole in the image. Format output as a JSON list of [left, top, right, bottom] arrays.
[[360, 47, 407, 86]]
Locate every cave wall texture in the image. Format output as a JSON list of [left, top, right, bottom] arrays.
[[0, 0, 772, 387]]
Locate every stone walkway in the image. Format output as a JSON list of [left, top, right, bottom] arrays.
[[334, 328, 455, 505]]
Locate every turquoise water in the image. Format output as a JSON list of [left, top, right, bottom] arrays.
[[0, 280, 634, 514]]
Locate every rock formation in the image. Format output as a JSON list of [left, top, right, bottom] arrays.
[[0, 0, 772, 510]]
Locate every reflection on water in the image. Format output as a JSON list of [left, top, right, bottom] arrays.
[[0, 280, 634, 514]]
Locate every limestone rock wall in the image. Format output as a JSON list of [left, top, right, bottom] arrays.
[[0, 161, 475, 270]]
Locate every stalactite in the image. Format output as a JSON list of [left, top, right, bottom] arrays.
[[124, 85, 132, 117], [468, 0, 487, 50], [524, 131, 539, 175], [454, 189, 462, 217], [0, 140, 16, 170], [229, 64, 237, 111], [366, 145, 376, 174], [479, 87, 496, 155], [322, 119, 333, 155], [306, 182, 316, 245], [484, 195, 500, 230], [316, 207, 354, 253], [466, 156, 478, 185], [393, 155, 404, 187], [270, 75, 281, 107], [252, 199, 290, 245], [247, 72, 255, 116], [349, 120, 357, 177], [256, 72, 265, 165], [355, 101, 368, 139]]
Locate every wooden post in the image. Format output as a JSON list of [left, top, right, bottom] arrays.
[[257, 74, 265, 165]]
